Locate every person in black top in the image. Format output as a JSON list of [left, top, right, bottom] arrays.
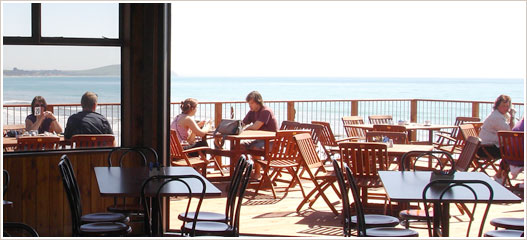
[[64, 91, 113, 139]]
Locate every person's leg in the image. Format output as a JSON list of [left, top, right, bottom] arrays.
[[247, 140, 266, 179]]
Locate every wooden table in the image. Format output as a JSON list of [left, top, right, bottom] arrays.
[[223, 130, 276, 178], [379, 171, 521, 237], [345, 123, 457, 144], [94, 166, 221, 235], [387, 144, 435, 157]]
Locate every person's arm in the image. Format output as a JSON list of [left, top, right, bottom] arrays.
[[64, 118, 74, 139], [184, 117, 209, 138], [245, 109, 271, 130], [44, 112, 63, 133], [246, 121, 264, 130]]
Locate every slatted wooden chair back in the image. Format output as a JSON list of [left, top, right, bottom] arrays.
[[366, 131, 409, 144], [451, 116, 481, 138], [295, 133, 324, 170], [455, 136, 481, 172], [267, 130, 303, 162], [342, 116, 366, 139], [169, 129, 191, 166], [368, 115, 393, 125], [280, 120, 301, 130], [297, 123, 324, 145], [372, 124, 407, 133], [16, 136, 60, 151], [498, 131, 524, 164], [338, 142, 388, 180], [71, 134, 115, 148], [459, 124, 478, 140], [311, 121, 338, 147]]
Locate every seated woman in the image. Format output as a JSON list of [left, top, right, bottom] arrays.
[[25, 96, 63, 134], [479, 94, 516, 183], [170, 98, 212, 156]]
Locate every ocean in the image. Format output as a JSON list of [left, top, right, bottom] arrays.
[[2, 76, 525, 104]]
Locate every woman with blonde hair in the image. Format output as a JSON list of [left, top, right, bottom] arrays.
[[170, 98, 212, 154]]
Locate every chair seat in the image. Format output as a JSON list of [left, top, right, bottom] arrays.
[[79, 222, 132, 236], [490, 217, 524, 230], [355, 177, 383, 188], [255, 159, 298, 168], [183, 221, 233, 236], [399, 209, 433, 220], [107, 204, 144, 214], [365, 227, 419, 237], [484, 229, 524, 237], [81, 212, 129, 224], [178, 211, 227, 222], [351, 214, 400, 228]]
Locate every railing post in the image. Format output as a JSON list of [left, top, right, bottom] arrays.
[[351, 100, 358, 116], [410, 100, 418, 123], [472, 102, 479, 118], [214, 103, 223, 127], [287, 101, 295, 121]]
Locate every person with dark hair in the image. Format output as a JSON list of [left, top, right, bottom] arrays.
[[25, 96, 63, 134], [64, 92, 113, 139], [242, 91, 278, 179], [479, 94, 516, 184], [170, 98, 212, 153]]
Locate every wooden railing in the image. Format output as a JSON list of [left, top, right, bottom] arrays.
[[4, 99, 524, 144]]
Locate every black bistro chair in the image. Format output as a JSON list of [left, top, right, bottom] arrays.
[[332, 160, 418, 237], [484, 216, 524, 237], [3, 222, 39, 237], [58, 155, 131, 237], [140, 175, 207, 237], [423, 179, 493, 237], [181, 160, 253, 237]]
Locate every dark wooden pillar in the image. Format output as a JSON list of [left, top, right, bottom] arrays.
[[121, 3, 171, 165]]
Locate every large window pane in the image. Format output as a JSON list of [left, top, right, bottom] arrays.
[[2, 3, 31, 37], [2, 45, 121, 150], [41, 3, 118, 38]]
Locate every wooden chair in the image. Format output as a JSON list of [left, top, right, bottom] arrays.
[[280, 120, 301, 130], [170, 129, 224, 177], [58, 155, 131, 237], [180, 159, 253, 237], [333, 160, 417, 237], [342, 116, 366, 141], [338, 142, 389, 207], [254, 130, 307, 199], [294, 133, 340, 215], [366, 131, 409, 144], [71, 134, 115, 148], [459, 124, 500, 173], [311, 121, 357, 163], [434, 117, 480, 154], [497, 131, 524, 188], [423, 180, 493, 237], [373, 124, 407, 133], [368, 115, 393, 125], [16, 136, 60, 151]]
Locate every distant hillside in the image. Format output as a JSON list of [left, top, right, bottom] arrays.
[[3, 64, 121, 76]]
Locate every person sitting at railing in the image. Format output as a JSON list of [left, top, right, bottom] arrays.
[[25, 96, 63, 134], [170, 98, 212, 156], [479, 94, 516, 184], [64, 92, 113, 140], [241, 91, 278, 179]]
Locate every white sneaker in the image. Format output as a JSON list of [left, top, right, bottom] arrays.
[[494, 176, 505, 185], [509, 165, 523, 179]]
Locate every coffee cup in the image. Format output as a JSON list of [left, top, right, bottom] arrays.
[[424, 120, 431, 126]]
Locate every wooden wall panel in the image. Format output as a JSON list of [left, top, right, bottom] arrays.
[[3, 150, 114, 237]]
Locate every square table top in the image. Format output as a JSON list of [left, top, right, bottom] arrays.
[[379, 171, 521, 203], [94, 166, 222, 197]]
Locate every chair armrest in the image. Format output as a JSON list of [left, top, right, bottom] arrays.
[[182, 146, 211, 154], [336, 137, 359, 143], [435, 133, 457, 142]]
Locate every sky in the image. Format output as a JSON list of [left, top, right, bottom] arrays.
[[2, 1, 526, 79]]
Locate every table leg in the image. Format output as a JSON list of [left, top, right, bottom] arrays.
[[428, 129, 434, 145], [230, 139, 242, 180], [442, 202, 450, 237]]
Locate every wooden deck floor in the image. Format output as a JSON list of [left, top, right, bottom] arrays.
[[168, 170, 525, 237]]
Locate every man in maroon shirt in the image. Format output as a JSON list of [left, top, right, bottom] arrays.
[[242, 91, 278, 179]]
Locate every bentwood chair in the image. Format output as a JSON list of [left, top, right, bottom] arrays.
[[497, 131, 524, 188], [423, 180, 493, 237], [178, 157, 247, 224], [181, 161, 253, 237], [485, 217, 525, 237], [342, 116, 367, 141], [71, 134, 115, 149], [338, 142, 389, 207], [3, 222, 39, 237], [170, 129, 224, 177], [294, 133, 340, 215], [254, 130, 307, 199], [16, 135, 60, 151], [58, 155, 131, 237], [3, 169, 9, 197], [368, 115, 393, 125], [333, 160, 417, 237]]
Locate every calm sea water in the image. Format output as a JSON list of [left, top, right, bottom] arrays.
[[2, 76, 525, 104]]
